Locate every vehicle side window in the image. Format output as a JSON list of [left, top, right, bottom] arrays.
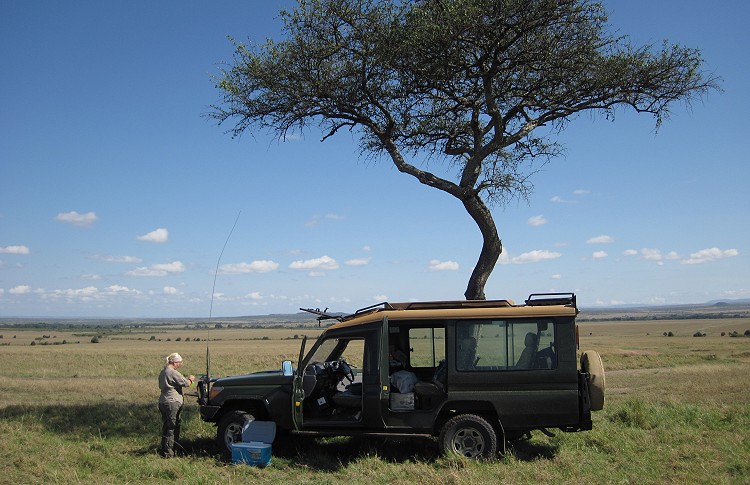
[[408, 327, 445, 367], [456, 320, 556, 371]]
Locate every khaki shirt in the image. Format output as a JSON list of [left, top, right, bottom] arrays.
[[159, 366, 190, 405]]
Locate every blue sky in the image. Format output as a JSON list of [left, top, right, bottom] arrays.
[[1, 1, 748, 318]]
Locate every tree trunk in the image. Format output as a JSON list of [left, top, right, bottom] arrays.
[[463, 194, 502, 300]]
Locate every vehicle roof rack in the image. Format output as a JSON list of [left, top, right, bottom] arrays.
[[352, 302, 395, 315], [299, 307, 347, 326], [390, 299, 514, 310], [525, 293, 577, 308]]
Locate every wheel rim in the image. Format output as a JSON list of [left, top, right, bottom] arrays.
[[452, 427, 485, 458], [224, 422, 243, 447]]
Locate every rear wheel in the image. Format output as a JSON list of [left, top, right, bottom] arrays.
[[217, 410, 253, 454], [439, 414, 498, 458], [581, 350, 606, 411]]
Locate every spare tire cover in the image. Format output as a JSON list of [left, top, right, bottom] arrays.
[[581, 350, 605, 411]]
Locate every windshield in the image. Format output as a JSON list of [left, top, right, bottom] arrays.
[[305, 338, 341, 365]]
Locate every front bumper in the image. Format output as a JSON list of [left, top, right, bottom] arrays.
[[200, 405, 221, 421]]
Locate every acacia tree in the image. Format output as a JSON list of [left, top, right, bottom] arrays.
[[212, 0, 719, 300]]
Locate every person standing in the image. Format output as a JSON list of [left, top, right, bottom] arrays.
[[158, 352, 195, 457]]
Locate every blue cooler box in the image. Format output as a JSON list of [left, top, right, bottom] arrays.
[[231, 420, 276, 467]]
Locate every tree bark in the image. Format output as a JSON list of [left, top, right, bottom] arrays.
[[462, 193, 502, 300]]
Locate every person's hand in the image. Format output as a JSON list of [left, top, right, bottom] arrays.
[[189, 375, 196, 381]]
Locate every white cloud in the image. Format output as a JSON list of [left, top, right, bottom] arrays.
[[127, 260, 185, 276], [428, 260, 459, 271], [551, 274, 562, 280], [0, 245, 30, 255], [346, 258, 370, 266], [127, 267, 166, 277], [247, 291, 264, 300], [55, 211, 97, 227], [105, 285, 140, 294], [306, 213, 345, 227], [592, 251, 608, 259], [373, 294, 387, 301], [623, 249, 638, 256], [641, 248, 663, 261], [96, 255, 143, 263], [512, 250, 562, 264], [45, 286, 99, 301], [137, 228, 169, 243], [528, 215, 548, 227], [81, 273, 102, 280], [362, 245, 372, 252], [152, 261, 185, 273], [682, 247, 739, 265], [587, 235, 614, 244], [9, 285, 32, 295], [289, 256, 339, 271], [552, 190, 589, 204], [219, 260, 279, 274], [163, 286, 179, 295]]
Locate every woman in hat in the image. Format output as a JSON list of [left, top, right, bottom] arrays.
[[158, 352, 195, 457]]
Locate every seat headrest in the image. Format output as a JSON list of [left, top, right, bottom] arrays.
[[525, 332, 537, 347]]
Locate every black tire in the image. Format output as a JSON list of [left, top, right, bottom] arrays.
[[439, 414, 498, 459], [581, 350, 606, 411], [216, 410, 253, 454]]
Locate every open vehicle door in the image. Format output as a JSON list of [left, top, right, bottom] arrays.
[[292, 336, 307, 430]]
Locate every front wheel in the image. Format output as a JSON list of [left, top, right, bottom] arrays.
[[439, 414, 498, 459], [216, 410, 253, 454]]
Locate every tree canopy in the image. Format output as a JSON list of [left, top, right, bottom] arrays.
[[211, 0, 720, 299]]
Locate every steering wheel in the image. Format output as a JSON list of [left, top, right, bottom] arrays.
[[338, 359, 355, 383]]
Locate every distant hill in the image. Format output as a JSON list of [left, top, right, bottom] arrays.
[[2, 300, 749, 327], [578, 300, 750, 322]]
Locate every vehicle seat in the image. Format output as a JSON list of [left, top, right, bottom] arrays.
[[332, 389, 362, 408], [515, 332, 538, 368], [414, 360, 447, 408]]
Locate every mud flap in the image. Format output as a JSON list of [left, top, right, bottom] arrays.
[[578, 371, 593, 430]]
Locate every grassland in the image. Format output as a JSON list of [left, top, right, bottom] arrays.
[[1, 317, 749, 484]]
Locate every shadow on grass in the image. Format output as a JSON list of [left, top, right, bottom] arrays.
[[0, 403, 557, 468], [506, 437, 559, 461], [271, 434, 443, 470], [0, 402, 160, 439]]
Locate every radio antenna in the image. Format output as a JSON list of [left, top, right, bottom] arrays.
[[206, 211, 241, 384]]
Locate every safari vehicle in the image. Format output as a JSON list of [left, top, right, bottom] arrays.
[[197, 293, 605, 458]]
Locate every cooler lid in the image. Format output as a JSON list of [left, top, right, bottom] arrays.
[[241, 420, 277, 444]]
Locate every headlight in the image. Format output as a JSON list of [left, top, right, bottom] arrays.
[[208, 386, 223, 402]]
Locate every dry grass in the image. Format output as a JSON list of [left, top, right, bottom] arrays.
[[1, 319, 749, 484]]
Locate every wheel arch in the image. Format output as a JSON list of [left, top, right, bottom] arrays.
[[434, 400, 504, 438], [213, 397, 268, 425]]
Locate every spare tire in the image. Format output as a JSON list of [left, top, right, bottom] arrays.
[[580, 350, 605, 411]]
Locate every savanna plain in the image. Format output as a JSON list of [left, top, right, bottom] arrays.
[[1, 313, 749, 484]]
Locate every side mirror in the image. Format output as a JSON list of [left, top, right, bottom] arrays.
[[282, 360, 294, 376]]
